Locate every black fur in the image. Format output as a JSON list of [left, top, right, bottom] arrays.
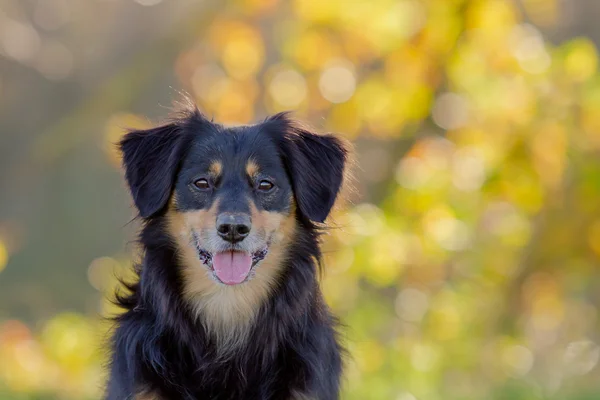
[[107, 107, 347, 400], [263, 113, 347, 224]]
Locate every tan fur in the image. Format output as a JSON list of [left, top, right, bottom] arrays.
[[246, 159, 259, 177], [166, 195, 296, 351], [209, 160, 222, 177]]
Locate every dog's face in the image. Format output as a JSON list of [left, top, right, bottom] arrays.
[[119, 108, 347, 333], [169, 126, 295, 286]]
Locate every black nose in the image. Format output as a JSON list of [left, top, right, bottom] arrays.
[[216, 213, 251, 243]]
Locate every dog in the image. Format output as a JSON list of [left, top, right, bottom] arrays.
[[106, 103, 349, 400]]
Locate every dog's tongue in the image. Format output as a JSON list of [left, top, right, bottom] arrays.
[[213, 251, 252, 285]]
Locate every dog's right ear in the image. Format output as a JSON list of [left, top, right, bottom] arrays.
[[119, 123, 189, 218]]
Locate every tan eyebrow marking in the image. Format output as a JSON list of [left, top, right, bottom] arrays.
[[209, 160, 222, 177], [246, 159, 259, 177]]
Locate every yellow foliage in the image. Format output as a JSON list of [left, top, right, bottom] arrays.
[[564, 39, 599, 82], [0, 240, 8, 274]]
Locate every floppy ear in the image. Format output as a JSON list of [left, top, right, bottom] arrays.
[[119, 123, 189, 218], [265, 114, 348, 223]]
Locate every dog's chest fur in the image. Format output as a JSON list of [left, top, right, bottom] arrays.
[[133, 317, 312, 399], [114, 247, 339, 400]]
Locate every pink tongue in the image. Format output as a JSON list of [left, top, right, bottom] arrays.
[[212, 251, 253, 285]]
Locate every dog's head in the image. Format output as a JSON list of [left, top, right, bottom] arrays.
[[120, 108, 347, 290]]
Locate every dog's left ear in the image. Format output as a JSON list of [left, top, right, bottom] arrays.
[[265, 114, 349, 223], [119, 123, 189, 218]]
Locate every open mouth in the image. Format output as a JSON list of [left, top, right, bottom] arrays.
[[193, 236, 268, 286]]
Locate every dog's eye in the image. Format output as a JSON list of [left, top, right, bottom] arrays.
[[193, 178, 210, 190], [257, 180, 274, 192]]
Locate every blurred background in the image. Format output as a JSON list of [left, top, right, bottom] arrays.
[[1, 0, 600, 399]]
